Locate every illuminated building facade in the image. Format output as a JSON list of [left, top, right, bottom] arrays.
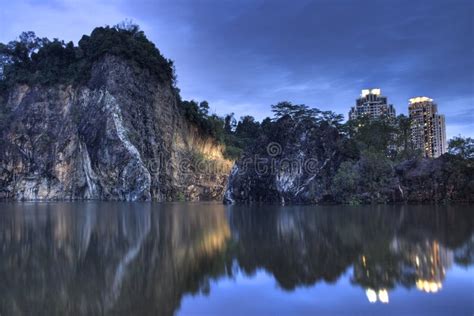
[[349, 88, 396, 120], [408, 97, 447, 158]]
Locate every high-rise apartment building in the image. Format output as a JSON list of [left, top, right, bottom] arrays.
[[408, 97, 447, 158], [349, 88, 396, 120]]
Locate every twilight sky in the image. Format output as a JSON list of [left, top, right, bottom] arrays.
[[1, 0, 473, 137]]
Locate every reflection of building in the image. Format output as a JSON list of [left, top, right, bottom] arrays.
[[349, 88, 396, 120], [408, 97, 447, 158], [391, 238, 453, 293], [365, 288, 389, 304], [355, 238, 453, 304], [353, 254, 394, 304]]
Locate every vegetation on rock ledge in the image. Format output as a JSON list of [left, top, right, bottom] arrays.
[[0, 22, 175, 88]]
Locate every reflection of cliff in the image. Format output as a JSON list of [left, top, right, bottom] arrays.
[[228, 205, 399, 289], [109, 204, 232, 316], [0, 204, 472, 315], [228, 205, 473, 301], [0, 203, 231, 316]]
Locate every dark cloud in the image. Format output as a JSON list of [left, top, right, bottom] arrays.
[[1, 0, 473, 137]]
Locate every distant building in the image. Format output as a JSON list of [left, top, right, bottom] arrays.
[[349, 88, 396, 120], [408, 97, 447, 158]]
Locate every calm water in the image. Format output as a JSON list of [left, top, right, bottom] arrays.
[[0, 203, 473, 316]]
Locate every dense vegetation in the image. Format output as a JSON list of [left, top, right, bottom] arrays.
[[0, 22, 175, 89], [448, 136, 474, 159], [221, 102, 473, 203]]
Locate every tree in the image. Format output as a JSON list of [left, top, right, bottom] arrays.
[[199, 101, 209, 116], [346, 116, 396, 155], [331, 160, 360, 203], [320, 110, 344, 128], [114, 20, 141, 35], [271, 101, 320, 122], [235, 116, 260, 140], [224, 113, 236, 133], [448, 136, 474, 159], [393, 114, 419, 160], [0, 32, 47, 83]]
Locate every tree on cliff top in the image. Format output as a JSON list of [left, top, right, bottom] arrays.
[[271, 101, 343, 127], [0, 22, 175, 87]]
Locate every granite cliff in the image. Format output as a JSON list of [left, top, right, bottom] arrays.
[[0, 54, 231, 201]]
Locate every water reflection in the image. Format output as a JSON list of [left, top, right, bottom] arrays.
[[0, 203, 472, 315]]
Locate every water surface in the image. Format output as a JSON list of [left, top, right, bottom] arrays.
[[0, 202, 473, 315]]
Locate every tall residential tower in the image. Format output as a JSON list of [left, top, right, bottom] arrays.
[[349, 88, 396, 120], [408, 97, 447, 158]]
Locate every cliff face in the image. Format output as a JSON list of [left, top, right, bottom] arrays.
[[224, 117, 348, 204], [224, 118, 474, 204], [394, 156, 474, 203], [0, 55, 232, 201]]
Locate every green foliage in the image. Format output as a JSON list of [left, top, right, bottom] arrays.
[[331, 160, 361, 204], [345, 116, 395, 154], [179, 99, 227, 143], [235, 115, 260, 147], [271, 101, 343, 128], [224, 113, 236, 133], [392, 114, 420, 160], [331, 151, 394, 203], [178, 99, 272, 160], [448, 136, 474, 159], [272, 101, 320, 121], [358, 151, 394, 192], [176, 192, 186, 202], [0, 23, 175, 88], [223, 145, 243, 160], [331, 114, 425, 203], [344, 114, 420, 161]]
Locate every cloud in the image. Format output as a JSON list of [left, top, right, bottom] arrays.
[[1, 0, 472, 137], [0, 0, 134, 44]]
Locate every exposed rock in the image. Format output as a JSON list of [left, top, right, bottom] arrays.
[[224, 116, 348, 204], [394, 156, 474, 203], [224, 117, 474, 204], [0, 55, 232, 201]]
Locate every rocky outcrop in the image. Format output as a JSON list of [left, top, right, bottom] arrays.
[[224, 116, 348, 204], [394, 156, 474, 203], [224, 117, 474, 204], [0, 55, 232, 201]]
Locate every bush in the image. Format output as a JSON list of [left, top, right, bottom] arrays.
[[331, 160, 360, 203]]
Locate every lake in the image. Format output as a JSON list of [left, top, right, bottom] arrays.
[[0, 202, 472, 315]]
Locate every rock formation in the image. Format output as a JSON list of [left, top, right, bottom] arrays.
[[0, 55, 232, 201], [224, 115, 474, 204]]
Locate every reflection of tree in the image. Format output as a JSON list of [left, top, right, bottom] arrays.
[[454, 235, 474, 267], [0, 203, 472, 315], [229, 205, 400, 290], [228, 205, 473, 301], [0, 203, 232, 315], [348, 205, 473, 303]]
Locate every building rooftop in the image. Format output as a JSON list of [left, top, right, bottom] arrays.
[[361, 88, 381, 97], [409, 96, 433, 104]]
